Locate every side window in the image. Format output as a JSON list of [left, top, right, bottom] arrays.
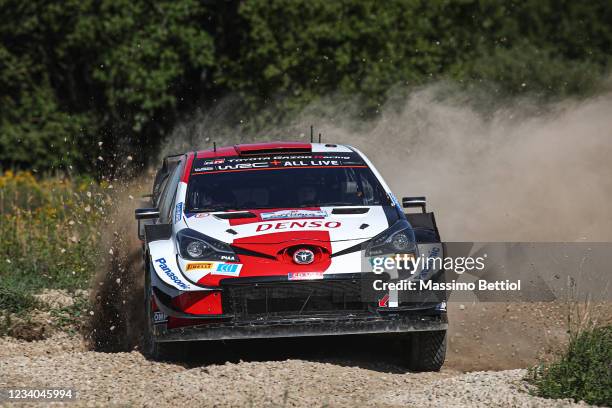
[[358, 173, 375, 204], [158, 161, 183, 223]]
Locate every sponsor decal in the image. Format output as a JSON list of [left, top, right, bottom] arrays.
[[389, 193, 402, 210], [155, 258, 189, 290], [310, 155, 351, 160], [219, 254, 238, 262], [191, 153, 366, 173], [186, 262, 214, 271], [288, 271, 324, 281], [225, 155, 352, 162], [224, 156, 271, 162], [201, 158, 226, 165], [418, 246, 441, 279], [185, 212, 210, 218], [217, 162, 270, 171], [260, 209, 327, 221], [211, 263, 242, 276], [279, 160, 340, 167], [256, 220, 341, 232], [174, 202, 183, 223], [293, 248, 315, 265], [153, 311, 168, 324], [378, 294, 389, 308]]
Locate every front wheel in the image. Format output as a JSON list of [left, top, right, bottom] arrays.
[[143, 266, 176, 361], [400, 330, 447, 372]]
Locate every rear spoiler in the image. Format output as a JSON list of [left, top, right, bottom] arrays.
[[402, 196, 426, 213]]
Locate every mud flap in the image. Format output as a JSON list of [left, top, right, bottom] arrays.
[[144, 223, 173, 242], [402, 212, 446, 307], [405, 212, 441, 243]]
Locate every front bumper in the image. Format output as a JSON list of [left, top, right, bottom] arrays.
[[157, 312, 447, 342], [151, 271, 448, 341]]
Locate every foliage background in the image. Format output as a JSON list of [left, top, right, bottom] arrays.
[[1, 0, 611, 174], [1, 4, 611, 403], [0, 171, 108, 313]]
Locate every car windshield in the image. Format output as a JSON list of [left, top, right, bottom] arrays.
[[186, 166, 390, 211]]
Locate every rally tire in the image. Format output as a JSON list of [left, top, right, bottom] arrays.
[[401, 330, 447, 372], [143, 264, 177, 361]]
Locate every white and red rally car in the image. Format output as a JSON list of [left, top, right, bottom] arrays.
[[136, 142, 447, 370]]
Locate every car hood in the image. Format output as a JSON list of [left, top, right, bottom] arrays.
[[183, 206, 395, 244]]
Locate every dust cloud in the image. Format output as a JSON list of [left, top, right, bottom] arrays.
[[87, 181, 148, 352], [164, 83, 612, 241], [91, 84, 612, 365]]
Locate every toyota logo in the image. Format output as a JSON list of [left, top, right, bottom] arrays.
[[293, 248, 315, 265]]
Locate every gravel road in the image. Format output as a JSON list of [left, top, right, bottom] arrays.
[[2, 298, 609, 407], [0, 330, 593, 407], [3, 281, 611, 408]]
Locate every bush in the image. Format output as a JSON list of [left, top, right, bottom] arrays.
[[529, 325, 612, 406], [0, 278, 40, 314], [0, 171, 109, 294]]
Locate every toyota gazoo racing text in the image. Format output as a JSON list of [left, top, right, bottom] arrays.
[[135, 142, 447, 370]]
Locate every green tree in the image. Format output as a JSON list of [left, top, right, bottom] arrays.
[[0, 0, 215, 173], [1, 0, 611, 173], [219, 0, 611, 124]]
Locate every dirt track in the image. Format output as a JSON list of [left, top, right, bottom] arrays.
[[2, 300, 609, 407], [4, 91, 612, 406], [0, 335, 587, 407]]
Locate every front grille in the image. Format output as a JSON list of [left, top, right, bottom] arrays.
[[222, 279, 371, 318]]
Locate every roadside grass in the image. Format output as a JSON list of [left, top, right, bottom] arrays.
[[49, 294, 90, 335], [0, 276, 41, 314], [528, 289, 612, 407], [0, 277, 41, 336], [0, 171, 110, 328], [529, 325, 611, 406]]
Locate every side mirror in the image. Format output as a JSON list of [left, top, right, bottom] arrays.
[[402, 196, 426, 213], [135, 208, 160, 220], [135, 208, 159, 240]]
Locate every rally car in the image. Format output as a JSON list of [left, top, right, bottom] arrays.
[[135, 141, 447, 371]]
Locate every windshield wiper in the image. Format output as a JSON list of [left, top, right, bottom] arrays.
[[320, 202, 361, 207], [189, 207, 229, 213]]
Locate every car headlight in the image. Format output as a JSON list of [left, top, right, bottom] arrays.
[[365, 220, 417, 256], [176, 229, 239, 262], [186, 241, 208, 258]]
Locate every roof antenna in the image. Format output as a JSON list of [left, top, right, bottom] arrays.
[[310, 125, 314, 143], [213, 142, 216, 152], [318, 133, 322, 143]]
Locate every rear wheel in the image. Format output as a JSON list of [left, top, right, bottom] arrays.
[[400, 330, 447, 372]]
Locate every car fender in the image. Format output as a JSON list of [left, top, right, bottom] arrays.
[[148, 239, 195, 291]]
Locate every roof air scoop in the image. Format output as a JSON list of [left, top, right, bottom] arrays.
[[234, 142, 312, 156]]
